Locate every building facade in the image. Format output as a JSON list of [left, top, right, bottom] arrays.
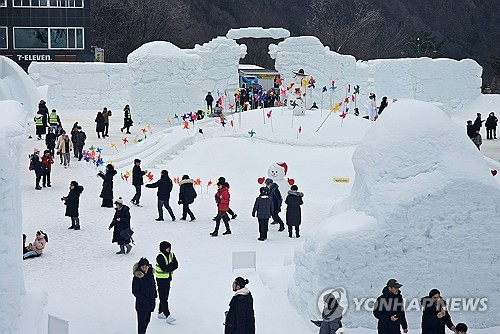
[[0, 0, 94, 71]]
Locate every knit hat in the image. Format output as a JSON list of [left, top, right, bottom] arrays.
[[218, 176, 226, 183], [290, 185, 298, 191], [234, 277, 249, 288], [138, 257, 149, 267], [114, 197, 123, 205], [260, 187, 268, 194], [264, 178, 273, 184], [160, 241, 171, 251]]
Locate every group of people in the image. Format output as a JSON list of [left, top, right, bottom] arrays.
[[466, 112, 498, 150]]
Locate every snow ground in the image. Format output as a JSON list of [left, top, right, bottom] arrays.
[[19, 101, 500, 333]]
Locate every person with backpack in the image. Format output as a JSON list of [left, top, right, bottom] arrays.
[[108, 197, 133, 254], [145, 170, 175, 221], [58, 133, 73, 167], [95, 111, 106, 139], [285, 185, 304, 238], [178, 174, 197, 221], [98, 164, 117, 208], [131, 159, 147, 206], [265, 178, 285, 232], [62, 180, 84, 230], [29, 148, 44, 190], [132, 257, 157, 334], [23, 230, 49, 260], [41, 149, 54, 188], [211, 181, 231, 237], [121, 104, 133, 134], [252, 187, 274, 241]]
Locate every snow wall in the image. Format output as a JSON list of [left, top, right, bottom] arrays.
[[28, 62, 129, 111], [0, 56, 40, 116], [269, 36, 482, 111], [0, 100, 29, 334], [289, 99, 500, 329]]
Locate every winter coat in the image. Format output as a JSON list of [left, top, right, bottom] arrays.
[[421, 297, 454, 334], [373, 287, 408, 334], [102, 109, 111, 124], [485, 115, 498, 129], [35, 113, 47, 135], [473, 133, 482, 146], [378, 100, 388, 115], [64, 185, 84, 217], [473, 116, 483, 131], [41, 155, 54, 172], [132, 165, 145, 186], [205, 94, 214, 104], [466, 124, 476, 139], [285, 190, 304, 226], [45, 132, 57, 149], [252, 195, 273, 219], [58, 135, 73, 153], [145, 174, 173, 201], [267, 183, 282, 212], [30, 155, 44, 177], [31, 233, 47, 255], [95, 113, 105, 132], [99, 169, 117, 200], [38, 103, 49, 118], [109, 205, 131, 245], [155, 250, 178, 280], [216, 186, 230, 212], [74, 131, 87, 147], [319, 305, 343, 334], [179, 179, 197, 204], [225, 287, 255, 334], [132, 263, 157, 312], [123, 107, 133, 127]]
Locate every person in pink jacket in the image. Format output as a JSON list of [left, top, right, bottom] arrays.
[[23, 230, 49, 260]]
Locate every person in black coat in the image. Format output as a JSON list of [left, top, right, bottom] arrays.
[[155, 241, 179, 323], [378, 96, 388, 115], [45, 128, 57, 157], [132, 257, 157, 334], [466, 120, 475, 139], [95, 111, 106, 139], [265, 178, 285, 232], [178, 174, 197, 221], [131, 159, 147, 206], [205, 92, 214, 113], [421, 289, 455, 334], [29, 149, 44, 190], [98, 164, 117, 208], [252, 187, 274, 241], [373, 279, 408, 334], [285, 185, 304, 238], [472, 113, 484, 132], [225, 277, 255, 334], [146, 170, 175, 221], [108, 197, 133, 254], [485, 111, 498, 139], [62, 180, 84, 230]]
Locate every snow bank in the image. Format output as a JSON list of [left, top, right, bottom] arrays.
[[226, 27, 290, 40], [269, 36, 482, 111], [290, 99, 500, 328], [0, 100, 29, 334], [0, 56, 40, 116], [28, 62, 129, 111], [127, 41, 204, 125]]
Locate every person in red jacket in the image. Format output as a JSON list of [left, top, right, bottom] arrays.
[[41, 149, 54, 187], [210, 182, 231, 237]]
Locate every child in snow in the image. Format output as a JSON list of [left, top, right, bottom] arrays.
[[285, 185, 304, 238], [210, 182, 231, 237], [62, 180, 84, 230], [23, 230, 49, 260], [41, 149, 54, 187], [472, 130, 482, 150], [252, 187, 273, 241]]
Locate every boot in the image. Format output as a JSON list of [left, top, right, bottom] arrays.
[[278, 224, 285, 232], [288, 227, 293, 238], [125, 244, 132, 254], [74, 218, 80, 230], [231, 213, 238, 219], [295, 227, 300, 238], [222, 230, 231, 235], [116, 245, 125, 254], [210, 231, 218, 237]]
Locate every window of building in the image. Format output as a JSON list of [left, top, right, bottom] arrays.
[[0, 0, 6, 7], [49, 28, 84, 49], [13, 0, 83, 7], [0, 27, 7, 49], [14, 28, 49, 49]]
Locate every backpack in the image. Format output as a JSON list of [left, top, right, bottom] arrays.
[[29, 156, 34, 171]]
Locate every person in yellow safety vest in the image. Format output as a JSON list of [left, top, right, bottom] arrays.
[[34, 114, 46, 140], [155, 241, 178, 324], [48, 109, 62, 135], [121, 104, 133, 134]]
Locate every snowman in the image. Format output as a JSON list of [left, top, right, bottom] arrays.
[[257, 161, 295, 190], [287, 69, 308, 116]]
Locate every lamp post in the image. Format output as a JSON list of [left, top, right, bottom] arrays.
[[404, 37, 437, 58]]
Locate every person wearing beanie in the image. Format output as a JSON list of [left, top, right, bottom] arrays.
[[373, 279, 408, 334], [132, 257, 157, 334], [211, 181, 231, 237], [131, 159, 147, 206], [146, 170, 175, 222], [421, 289, 455, 334], [41, 149, 54, 188], [311, 293, 344, 334], [178, 174, 197, 221], [215, 177, 237, 220], [265, 178, 285, 232], [62, 181, 84, 230], [108, 197, 133, 254], [285, 184, 304, 238], [252, 187, 273, 241], [155, 241, 178, 324], [225, 277, 255, 334], [98, 164, 118, 207]]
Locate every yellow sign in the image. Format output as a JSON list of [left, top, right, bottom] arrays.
[[258, 74, 276, 79], [333, 178, 350, 183]]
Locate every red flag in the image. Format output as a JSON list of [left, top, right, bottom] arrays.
[[298, 126, 302, 133], [347, 84, 351, 92], [344, 97, 349, 104], [266, 110, 272, 118], [207, 180, 213, 187], [352, 95, 355, 102], [340, 112, 347, 119], [230, 120, 234, 127]]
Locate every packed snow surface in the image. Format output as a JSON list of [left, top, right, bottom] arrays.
[[0, 56, 39, 115]]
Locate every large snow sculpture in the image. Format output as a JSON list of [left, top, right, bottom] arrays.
[[289, 99, 500, 329], [0, 100, 29, 334], [0, 56, 39, 115]]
